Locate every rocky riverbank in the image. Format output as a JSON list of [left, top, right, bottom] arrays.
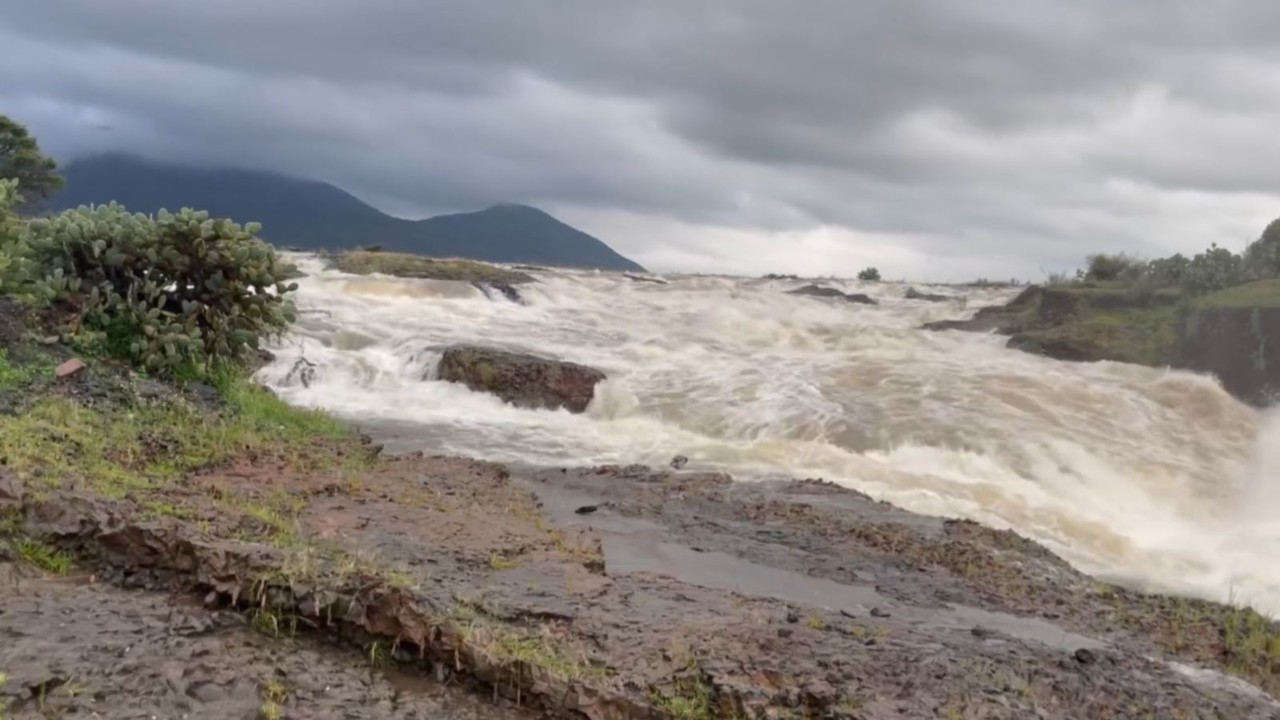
[[2, 302, 1280, 719], [5, 445, 1280, 719], [925, 281, 1280, 407]]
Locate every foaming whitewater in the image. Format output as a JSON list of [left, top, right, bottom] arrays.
[[258, 254, 1280, 615]]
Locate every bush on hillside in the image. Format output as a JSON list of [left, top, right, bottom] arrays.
[[1083, 253, 1143, 282], [1179, 243, 1246, 296], [857, 267, 881, 281], [5, 202, 298, 371]]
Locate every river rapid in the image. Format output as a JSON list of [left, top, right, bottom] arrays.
[[256, 254, 1280, 617]]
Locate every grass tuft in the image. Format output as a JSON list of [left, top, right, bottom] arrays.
[[14, 538, 72, 574]]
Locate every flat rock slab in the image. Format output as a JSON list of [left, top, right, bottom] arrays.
[[787, 284, 877, 305], [6, 449, 1280, 718]]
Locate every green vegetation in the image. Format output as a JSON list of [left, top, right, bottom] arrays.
[[0, 115, 64, 215], [857, 266, 881, 281], [331, 250, 534, 284], [13, 538, 73, 574], [650, 656, 717, 720], [258, 678, 289, 720], [0, 349, 43, 390], [992, 217, 1280, 382], [0, 115, 368, 544], [11, 203, 297, 371], [1071, 221, 1280, 299]]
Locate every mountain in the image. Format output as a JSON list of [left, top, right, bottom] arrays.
[[51, 154, 646, 272]]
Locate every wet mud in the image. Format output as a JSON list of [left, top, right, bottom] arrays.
[[0, 561, 534, 719], [5, 447, 1280, 719]]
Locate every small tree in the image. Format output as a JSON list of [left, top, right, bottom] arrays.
[[857, 267, 881, 281], [0, 115, 64, 215]]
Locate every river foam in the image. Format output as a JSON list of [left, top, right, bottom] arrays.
[[258, 254, 1280, 615]]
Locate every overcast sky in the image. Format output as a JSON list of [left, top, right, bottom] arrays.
[[3, 1, 1280, 280]]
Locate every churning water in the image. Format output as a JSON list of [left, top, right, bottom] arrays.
[[257, 253, 1280, 616]]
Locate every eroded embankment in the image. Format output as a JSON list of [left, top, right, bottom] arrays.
[[0, 560, 530, 719], [4, 438, 1280, 718]]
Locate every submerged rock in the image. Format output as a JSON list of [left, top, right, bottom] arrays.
[[436, 345, 606, 413], [922, 286, 1042, 333], [787, 284, 878, 305], [471, 281, 524, 304], [905, 287, 950, 302], [624, 273, 668, 285]]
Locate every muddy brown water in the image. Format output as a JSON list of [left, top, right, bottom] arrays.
[[0, 563, 534, 720]]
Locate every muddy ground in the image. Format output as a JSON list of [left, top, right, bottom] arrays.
[[4, 441, 1280, 719], [0, 561, 535, 719]]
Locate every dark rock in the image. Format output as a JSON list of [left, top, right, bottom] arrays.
[[1180, 306, 1280, 408], [905, 287, 949, 302], [1005, 334, 1109, 363], [471, 281, 524, 304], [870, 607, 891, 618], [245, 348, 277, 374], [764, 273, 800, 280], [624, 273, 668, 285], [181, 382, 223, 410], [787, 285, 877, 305], [670, 455, 689, 469], [1074, 648, 1097, 665], [922, 286, 1042, 334], [436, 345, 606, 413], [574, 505, 599, 515]]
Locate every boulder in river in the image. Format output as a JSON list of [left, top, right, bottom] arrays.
[[437, 345, 606, 413], [787, 284, 877, 305], [905, 287, 950, 302]]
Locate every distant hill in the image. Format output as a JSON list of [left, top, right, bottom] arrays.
[[52, 154, 646, 272]]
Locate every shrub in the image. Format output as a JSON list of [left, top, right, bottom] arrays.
[[857, 267, 881, 281], [7, 203, 298, 372], [1180, 243, 1245, 296], [1083, 253, 1142, 282], [0, 180, 19, 292]]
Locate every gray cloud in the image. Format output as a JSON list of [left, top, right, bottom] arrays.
[[2, 0, 1280, 280]]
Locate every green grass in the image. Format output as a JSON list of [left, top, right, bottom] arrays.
[[0, 349, 44, 390], [1194, 280, 1280, 309], [463, 622, 612, 684], [0, 359, 372, 554], [650, 675, 715, 720], [0, 371, 362, 499], [14, 537, 73, 574], [333, 250, 534, 284], [1222, 605, 1280, 684]]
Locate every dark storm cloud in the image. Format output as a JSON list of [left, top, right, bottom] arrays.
[[3, 0, 1280, 279]]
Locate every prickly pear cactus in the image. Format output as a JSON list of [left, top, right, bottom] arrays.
[[13, 202, 298, 371]]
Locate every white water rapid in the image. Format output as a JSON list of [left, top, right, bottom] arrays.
[[258, 254, 1280, 616]]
